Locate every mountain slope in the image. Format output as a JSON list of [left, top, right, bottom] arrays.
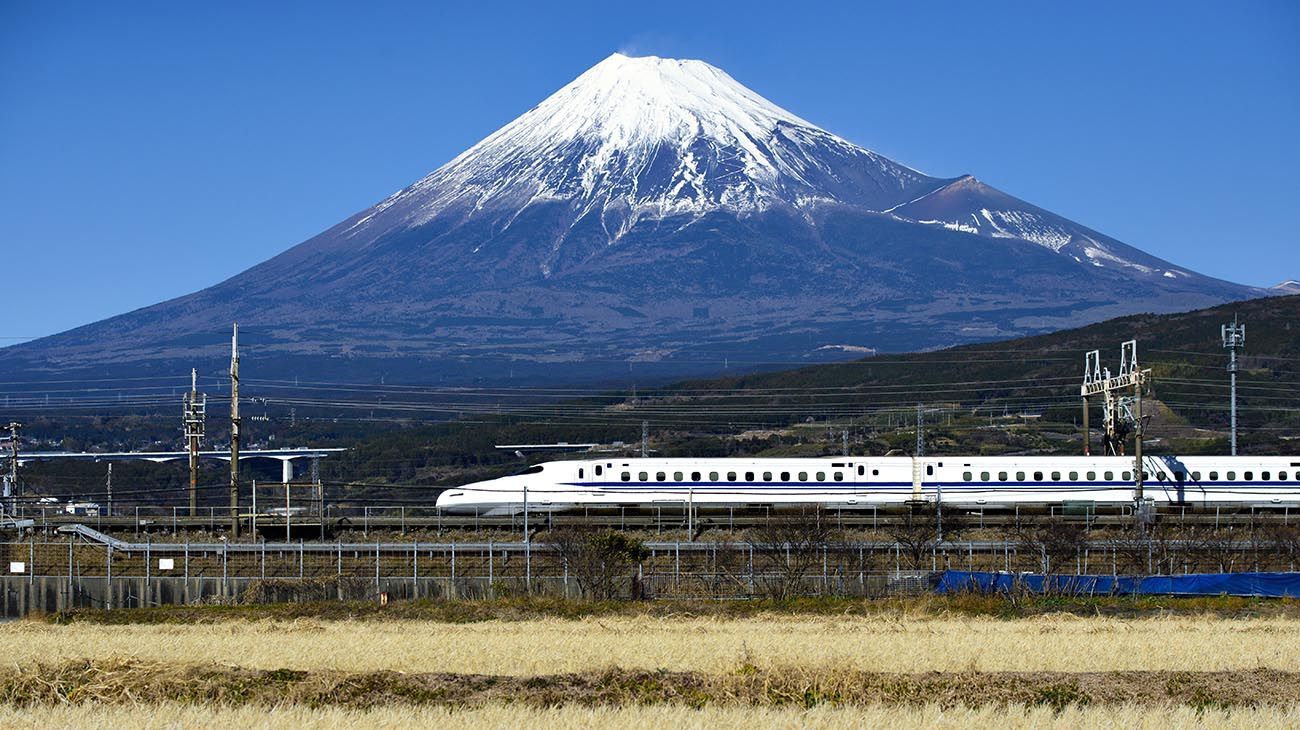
[[0, 53, 1263, 385]]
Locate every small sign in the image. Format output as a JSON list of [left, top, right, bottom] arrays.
[[158, 558, 175, 570], [9, 562, 25, 573]]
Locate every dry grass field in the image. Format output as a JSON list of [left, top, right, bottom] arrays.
[[4, 611, 1300, 725], [4, 614, 1298, 675], [5, 702, 1300, 730]]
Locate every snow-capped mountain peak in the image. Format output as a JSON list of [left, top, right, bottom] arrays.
[[358, 53, 942, 237]]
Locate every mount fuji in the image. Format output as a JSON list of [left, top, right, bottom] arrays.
[[2, 53, 1262, 385]]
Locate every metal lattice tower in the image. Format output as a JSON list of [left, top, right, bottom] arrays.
[[229, 324, 241, 538], [4, 422, 19, 518], [1222, 318, 1245, 456], [915, 404, 924, 457], [183, 368, 207, 516], [1081, 340, 1150, 502]]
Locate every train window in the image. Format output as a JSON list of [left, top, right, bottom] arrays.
[[872, 469, 879, 476], [963, 472, 973, 481], [1142, 471, 1151, 481], [1123, 471, 1132, 480], [1069, 471, 1078, 480], [1281, 472, 1289, 481], [1262, 471, 1271, 481], [621, 471, 631, 482], [673, 471, 683, 481], [1016, 471, 1026, 481], [1086, 471, 1096, 480], [745, 472, 755, 481], [1158, 472, 1166, 481], [1227, 471, 1236, 480], [595, 465, 603, 476], [691, 472, 701, 481], [709, 472, 719, 481], [1034, 471, 1043, 481], [926, 465, 934, 476], [981, 471, 990, 481], [798, 471, 808, 481], [638, 472, 648, 481], [763, 472, 773, 481], [1245, 471, 1254, 481], [727, 472, 737, 481], [1104, 471, 1114, 480], [579, 468, 584, 479], [1210, 471, 1219, 480], [999, 472, 1008, 481], [858, 466, 865, 475], [834, 472, 844, 481], [657, 472, 667, 481], [1051, 471, 1061, 481], [1175, 471, 1185, 481], [816, 471, 826, 481], [1192, 471, 1201, 480], [780, 472, 790, 481], [521, 465, 544, 474]]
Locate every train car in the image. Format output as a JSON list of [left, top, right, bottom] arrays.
[[434, 454, 1300, 515]]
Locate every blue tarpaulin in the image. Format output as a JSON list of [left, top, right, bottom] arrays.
[[936, 570, 1300, 598]]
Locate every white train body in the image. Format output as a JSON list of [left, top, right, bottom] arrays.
[[435, 454, 1300, 515]]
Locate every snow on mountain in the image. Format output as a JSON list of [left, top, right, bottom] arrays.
[[344, 53, 947, 249], [886, 175, 1189, 278], [1273, 280, 1300, 294]]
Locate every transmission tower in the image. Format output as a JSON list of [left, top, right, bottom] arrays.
[[229, 324, 241, 538], [1222, 318, 1245, 455], [183, 368, 207, 517], [914, 404, 924, 457], [1080, 340, 1150, 501], [4, 422, 19, 518]]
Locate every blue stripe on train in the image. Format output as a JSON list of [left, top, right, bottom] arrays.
[[560, 480, 1300, 491]]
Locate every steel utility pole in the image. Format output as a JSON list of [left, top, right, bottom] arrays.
[[184, 368, 206, 517], [105, 463, 113, 516], [229, 324, 241, 538], [523, 481, 530, 593], [641, 420, 648, 458], [1222, 318, 1245, 455]]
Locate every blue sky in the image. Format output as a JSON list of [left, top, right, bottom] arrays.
[[2, 1, 1297, 343]]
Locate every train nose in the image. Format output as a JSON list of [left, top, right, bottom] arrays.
[[435, 489, 469, 513]]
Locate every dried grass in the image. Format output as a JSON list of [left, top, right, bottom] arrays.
[[5, 615, 1299, 675], [2, 701, 1299, 729]]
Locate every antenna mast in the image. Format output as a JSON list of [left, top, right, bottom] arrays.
[[229, 324, 241, 538], [1222, 318, 1245, 455]]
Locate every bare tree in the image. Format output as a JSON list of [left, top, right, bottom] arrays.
[[887, 506, 966, 571], [1015, 521, 1088, 576], [1264, 523, 1300, 572], [748, 506, 836, 599]]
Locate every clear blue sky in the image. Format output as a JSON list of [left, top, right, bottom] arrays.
[[2, 0, 1297, 344]]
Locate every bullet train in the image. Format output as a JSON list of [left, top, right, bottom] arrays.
[[435, 454, 1300, 515]]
